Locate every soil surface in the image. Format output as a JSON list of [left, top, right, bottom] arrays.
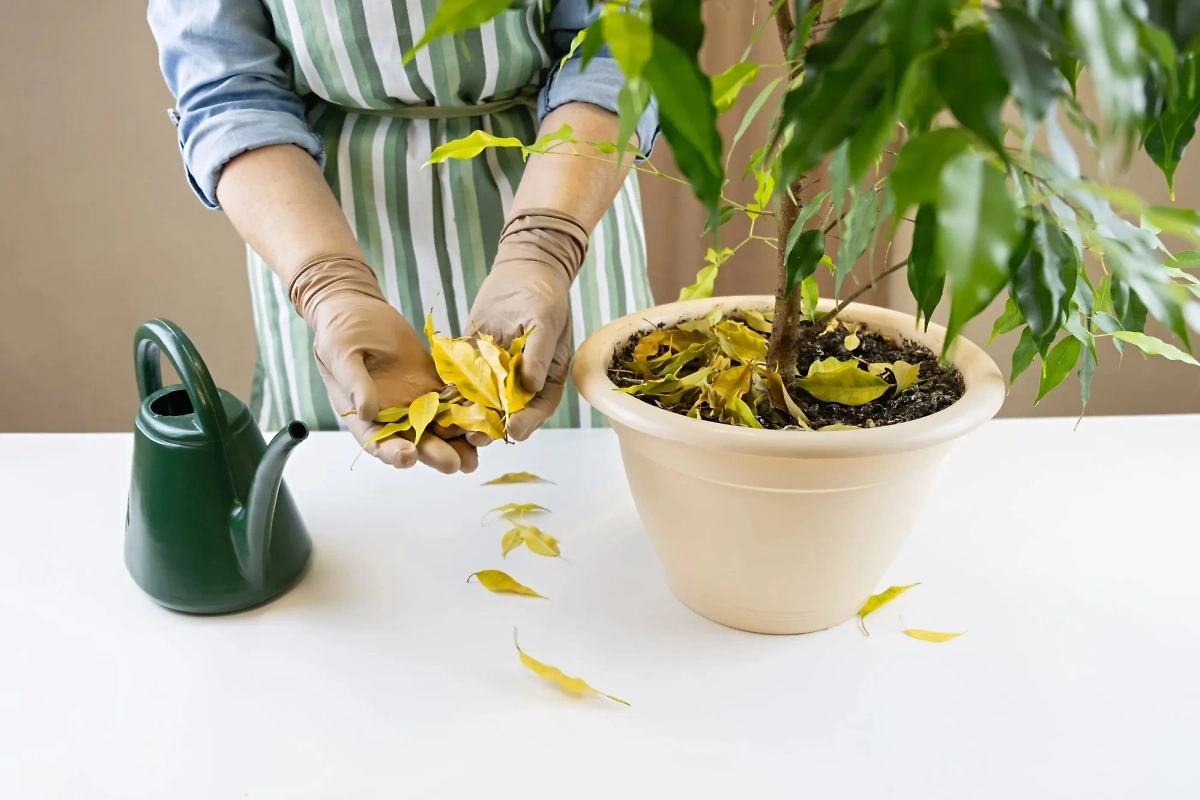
[[607, 316, 966, 430]]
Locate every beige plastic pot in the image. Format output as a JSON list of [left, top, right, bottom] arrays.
[[572, 296, 1005, 634]]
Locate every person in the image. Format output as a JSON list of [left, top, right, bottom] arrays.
[[147, 1, 658, 474]]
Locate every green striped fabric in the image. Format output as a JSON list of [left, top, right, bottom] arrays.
[[247, 0, 652, 432]]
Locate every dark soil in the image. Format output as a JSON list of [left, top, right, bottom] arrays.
[[607, 316, 965, 430]]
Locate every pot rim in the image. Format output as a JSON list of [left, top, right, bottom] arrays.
[[571, 295, 1006, 459]]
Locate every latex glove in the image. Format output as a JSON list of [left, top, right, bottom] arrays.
[[465, 209, 589, 442], [290, 255, 478, 473]]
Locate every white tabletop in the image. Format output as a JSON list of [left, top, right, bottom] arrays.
[[1, 418, 1198, 798]]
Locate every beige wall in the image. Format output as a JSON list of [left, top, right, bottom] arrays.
[[2, 2, 1196, 432]]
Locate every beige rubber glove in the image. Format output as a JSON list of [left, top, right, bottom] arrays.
[[465, 209, 589, 442], [290, 255, 478, 473]]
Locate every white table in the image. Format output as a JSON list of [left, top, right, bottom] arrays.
[[1, 419, 1197, 798]]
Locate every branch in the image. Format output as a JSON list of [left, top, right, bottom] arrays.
[[775, 0, 796, 51], [812, 258, 908, 330]]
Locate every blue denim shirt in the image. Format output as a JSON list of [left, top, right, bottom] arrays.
[[147, 1, 659, 209]]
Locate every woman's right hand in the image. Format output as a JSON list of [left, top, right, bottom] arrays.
[[295, 255, 479, 474]]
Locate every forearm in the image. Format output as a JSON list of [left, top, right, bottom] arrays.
[[215, 144, 363, 284], [511, 102, 636, 233]]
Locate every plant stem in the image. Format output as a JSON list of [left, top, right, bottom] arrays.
[[811, 259, 908, 330]]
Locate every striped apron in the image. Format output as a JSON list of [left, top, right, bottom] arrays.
[[247, 0, 653, 431]]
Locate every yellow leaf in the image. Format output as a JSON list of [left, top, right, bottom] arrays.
[[890, 361, 921, 393], [713, 320, 768, 363], [375, 405, 409, 424], [483, 471, 554, 485], [426, 130, 525, 164], [796, 358, 890, 405], [505, 352, 537, 415], [844, 333, 860, 351], [515, 524, 560, 557], [819, 423, 862, 431], [350, 419, 413, 468], [709, 364, 754, 408], [500, 528, 523, 558], [468, 570, 546, 599], [726, 396, 764, 428], [482, 502, 550, 525], [477, 336, 511, 409], [407, 391, 440, 444], [431, 336, 503, 411], [435, 402, 506, 440], [760, 368, 812, 429], [508, 328, 532, 359], [514, 630, 628, 705], [858, 582, 920, 635], [904, 628, 965, 642], [632, 328, 710, 360], [676, 306, 723, 334], [740, 308, 773, 333], [424, 309, 437, 343]]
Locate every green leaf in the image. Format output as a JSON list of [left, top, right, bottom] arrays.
[[1068, 0, 1145, 130], [1011, 327, 1037, 385], [801, 275, 820, 321], [907, 202, 943, 329], [616, 78, 651, 163], [1012, 218, 1080, 353], [426, 130, 525, 164], [829, 141, 851, 221], [985, 6, 1062, 130], [784, 229, 826, 300], [933, 30, 1010, 156], [847, 83, 896, 182], [836, 188, 879, 296], [1078, 343, 1096, 415], [1111, 331, 1200, 365], [643, 21, 723, 225], [898, 56, 943, 134], [988, 296, 1025, 345], [603, 11, 653, 79], [677, 263, 719, 302], [730, 77, 783, 156], [889, 128, 972, 214], [700, 204, 736, 236], [796, 358, 891, 405], [1035, 335, 1081, 403], [403, 0, 510, 64], [937, 152, 1021, 350], [711, 62, 760, 113], [726, 396, 765, 428]]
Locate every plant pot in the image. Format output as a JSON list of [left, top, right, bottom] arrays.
[[571, 296, 1006, 634]]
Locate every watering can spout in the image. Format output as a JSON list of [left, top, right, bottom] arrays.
[[234, 421, 309, 590]]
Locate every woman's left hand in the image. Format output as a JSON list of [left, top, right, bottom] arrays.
[[465, 209, 589, 442]]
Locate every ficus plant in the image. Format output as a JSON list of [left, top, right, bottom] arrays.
[[414, 0, 1200, 427]]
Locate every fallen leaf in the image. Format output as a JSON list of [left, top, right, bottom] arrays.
[[500, 528, 523, 557], [375, 405, 409, 423], [903, 628, 965, 642], [713, 320, 768, 363], [709, 364, 754, 408], [483, 471, 555, 485], [796, 358, 890, 405], [407, 391, 441, 444], [477, 336, 512, 409], [858, 582, 920, 635], [351, 419, 413, 468], [483, 502, 551, 525], [740, 308, 773, 333], [514, 630, 628, 705], [726, 396, 764, 428], [844, 332, 860, 351], [676, 306, 723, 333], [435, 402, 505, 440], [819, 423, 862, 431], [426, 312, 503, 410], [508, 328, 532, 359], [514, 524, 561, 557], [760, 368, 812, 428], [888, 361, 921, 392], [633, 329, 710, 360], [468, 570, 546, 598], [505, 352, 537, 415]]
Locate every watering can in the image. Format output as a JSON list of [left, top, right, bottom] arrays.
[[125, 318, 311, 613]]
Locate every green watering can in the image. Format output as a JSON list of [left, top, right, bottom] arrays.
[[125, 318, 311, 613]]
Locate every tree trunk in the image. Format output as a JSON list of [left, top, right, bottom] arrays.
[[764, 0, 829, 378]]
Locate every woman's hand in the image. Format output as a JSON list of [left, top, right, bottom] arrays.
[[296, 256, 479, 474], [465, 211, 587, 441]]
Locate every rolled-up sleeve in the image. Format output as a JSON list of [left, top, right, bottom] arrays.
[[147, 0, 325, 208], [538, 1, 659, 159]]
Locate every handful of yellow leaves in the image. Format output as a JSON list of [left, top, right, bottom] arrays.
[[347, 312, 538, 463]]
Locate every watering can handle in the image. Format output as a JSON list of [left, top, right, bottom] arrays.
[[134, 318, 231, 441]]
